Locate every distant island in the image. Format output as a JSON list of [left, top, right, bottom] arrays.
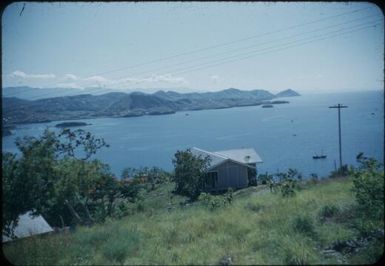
[[2, 88, 300, 125], [55, 122, 90, 128], [275, 89, 300, 97]]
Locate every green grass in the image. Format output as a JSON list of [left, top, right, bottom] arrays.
[[3, 177, 383, 265]]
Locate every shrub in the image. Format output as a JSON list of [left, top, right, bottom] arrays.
[[351, 156, 384, 219], [258, 172, 272, 185], [292, 215, 316, 238], [280, 179, 296, 197], [198, 191, 231, 211], [318, 204, 340, 222]]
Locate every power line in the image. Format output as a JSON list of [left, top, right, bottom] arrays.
[[11, 20, 379, 101], [117, 16, 378, 78], [113, 21, 380, 79], [88, 6, 370, 77], [5, 8, 379, 99]]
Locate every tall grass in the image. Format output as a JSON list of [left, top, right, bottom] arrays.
[[3, 177, 382, 265]]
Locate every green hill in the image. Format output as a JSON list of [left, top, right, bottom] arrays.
[[3, 177, 383, 265]]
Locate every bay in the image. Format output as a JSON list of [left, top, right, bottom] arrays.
[[2, 90, 383, 178]]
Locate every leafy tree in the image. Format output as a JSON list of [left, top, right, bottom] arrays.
[[2, 128, 116, 237], [351, 155, 384, 219], [172, 149, 211, 200]]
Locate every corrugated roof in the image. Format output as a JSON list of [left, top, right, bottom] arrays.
[[2, 211, 54, 242], [191, 147, 263, 169], [191, 147, 227, 168], [214, 148, 263, 164]]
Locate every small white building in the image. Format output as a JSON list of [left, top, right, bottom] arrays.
[[191, 147, 263, 191], [2, 211, 54, 243]]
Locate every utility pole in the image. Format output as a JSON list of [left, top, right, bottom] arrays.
[[329, 103, 348, 169]]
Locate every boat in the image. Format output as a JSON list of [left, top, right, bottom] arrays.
[[313, 155, 327, 159], [313, 150, 327, 159], [262, 104, 274, 108]]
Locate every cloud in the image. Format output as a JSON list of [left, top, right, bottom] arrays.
[[84, 75, 108, 83], [9, 70, 56, 79], [6, 70, 189, 89], [63, 74, 78, 81]]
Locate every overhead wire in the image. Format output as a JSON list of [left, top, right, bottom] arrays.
[[5, 7, 379, 100], [109, 16, 379, 78]]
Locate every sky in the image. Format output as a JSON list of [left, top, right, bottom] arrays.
[[2, 2, 384, 94]]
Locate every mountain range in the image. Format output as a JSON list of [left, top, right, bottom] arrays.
[[2, 88, 300, 125]]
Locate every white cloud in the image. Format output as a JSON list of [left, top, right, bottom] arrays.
[[9, 70, 56, 79], [84, 75, 108, 83], [63, 74, 78, 81], [6, 70, 189, 89]]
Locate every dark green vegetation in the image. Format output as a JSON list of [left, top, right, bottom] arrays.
[[2, 127, 383, 265], [2, 129, 170, 238], [55, 121, 90, 128], [172, 149, 211, 200], [2, 88, 299, 124]]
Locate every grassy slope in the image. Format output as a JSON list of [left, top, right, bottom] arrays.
[[3, 177, 383, 265]]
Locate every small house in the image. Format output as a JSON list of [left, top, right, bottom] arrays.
[[191, 147, 263, 191], [2, 211, 54, 243]]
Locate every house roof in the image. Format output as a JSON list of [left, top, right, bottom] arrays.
[[215, 148, 263, 164], [2, 211, 54, 242], [191, 147, 227, 168], [191, 147, 263, 169]]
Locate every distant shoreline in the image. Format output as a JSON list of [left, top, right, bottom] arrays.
[[4, 99, 292, 129]]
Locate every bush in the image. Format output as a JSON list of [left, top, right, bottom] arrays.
[[318, 204, 340, 222], [351, 156, 384, 219], [292, 215, 316, 238], [258, 172, 272, 185], [198, 191, 232, 211]]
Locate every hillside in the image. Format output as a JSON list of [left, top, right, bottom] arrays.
[[3, 177, 383, 265], [2, 88, 299, 124]]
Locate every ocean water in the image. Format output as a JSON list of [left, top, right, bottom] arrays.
[[2, 90, 384, 178]]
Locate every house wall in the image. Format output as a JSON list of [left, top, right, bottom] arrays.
[[208, 160, 249, 191]]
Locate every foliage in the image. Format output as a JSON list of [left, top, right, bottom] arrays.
[[257, 172, 273, 185], [172, 149, 211, 200], [330, 164, 349, 178], [318, 204, 340, 223], [121, 166, 170, 193], [351, 155, 384, 219], [267, 168, 302, 197], [291, 214, 316, 238], [198, 188, 233, 210], [2, 129, 120, 237]]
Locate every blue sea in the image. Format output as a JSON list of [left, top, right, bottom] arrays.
[[2, 90, 384, 178]]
